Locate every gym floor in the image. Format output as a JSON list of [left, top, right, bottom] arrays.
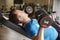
[[0, 25, 31, 40]]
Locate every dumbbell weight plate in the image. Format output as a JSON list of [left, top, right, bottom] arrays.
[[25, 6, 33, 14], [39, 16, 53, 28]]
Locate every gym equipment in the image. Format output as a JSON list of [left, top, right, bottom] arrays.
[[23, 3, 36, 18], [24, 5, 33, 14], [24, 3, 35, 14], [35, 9, 53, 28], [39, 16, 53, 28]]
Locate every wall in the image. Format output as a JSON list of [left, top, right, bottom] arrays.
[[23, 0, 48, 5], [53, 0, 60, 23], [0, 0, 6, 9], [0, 0, 14, 11], [6, 0, 14, 11]]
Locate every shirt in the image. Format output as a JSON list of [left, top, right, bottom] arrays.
[[23, 19, 58, 40]]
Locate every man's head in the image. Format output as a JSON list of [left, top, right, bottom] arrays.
[[14, 10, 30, 23]]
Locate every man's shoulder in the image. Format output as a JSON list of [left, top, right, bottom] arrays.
[[31, 19, 38, 23], [25, 19, 38, 24]]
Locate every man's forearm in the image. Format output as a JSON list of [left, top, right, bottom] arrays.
[[32, 28, 44, 40]]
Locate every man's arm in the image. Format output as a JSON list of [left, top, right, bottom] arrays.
[[32, 28, 44, 40], [32, 35, 37, 40]]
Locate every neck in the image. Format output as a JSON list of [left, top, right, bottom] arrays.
[[23, 17, 30, 23]]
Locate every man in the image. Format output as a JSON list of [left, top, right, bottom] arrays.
[[14, 10, 58, 40]]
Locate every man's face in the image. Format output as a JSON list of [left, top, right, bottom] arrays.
[[14, 10, 28, 23]]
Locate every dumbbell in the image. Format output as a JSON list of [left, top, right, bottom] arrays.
[[39, 16, 53, 28], [35, 9, 53, 28], [35, 9, 53, 40], [23, 3, 35, 18], [24, 3, 35, 14]]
